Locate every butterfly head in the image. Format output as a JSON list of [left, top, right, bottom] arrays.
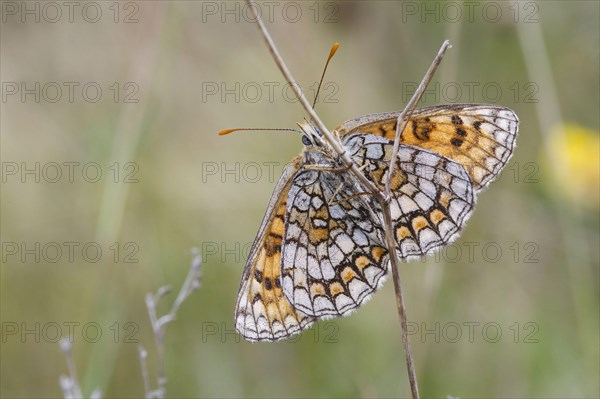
[[298, 120, 324, 147]]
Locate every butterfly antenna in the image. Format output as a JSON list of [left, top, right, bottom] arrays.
[[218, 127, 302, 136], [311, 42, 340, 109]]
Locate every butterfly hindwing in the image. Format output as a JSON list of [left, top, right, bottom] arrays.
[[344, 133, 475, 259], [281, 151, 389, 318]]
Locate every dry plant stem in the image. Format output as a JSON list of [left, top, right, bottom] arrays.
[[381, 41, 452, 399], [59, 339, 83, 399], [245, 2, 451, 397], [59, 339, 102, 399], [138, 347, 152, 399], [141, 249, 202, 399], [146, 286, 171, 397], [244, 0, 379, 196], [382, 205, 419, 399], [384, 40, 452, 199]]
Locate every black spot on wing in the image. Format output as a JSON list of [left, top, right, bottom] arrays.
[[451, 115, 463, 125], [264, 278, 273, 290], [450, 138, 463, 147]]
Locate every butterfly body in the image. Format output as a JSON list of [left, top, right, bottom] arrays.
[[235, 104, 518, 342]]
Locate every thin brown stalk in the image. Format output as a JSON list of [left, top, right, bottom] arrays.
[[381, 205, 419, 398], [244, 2, 451, 397], [381, 41, 452, 399], [384, 41, 452, 200], [244, 1, 379, 196]]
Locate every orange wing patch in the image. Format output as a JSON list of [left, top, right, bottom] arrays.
[[336, 104, 518, 191], [235, 161, 315, 342]]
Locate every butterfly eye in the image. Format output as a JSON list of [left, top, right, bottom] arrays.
[[302, 135, 311, 146]]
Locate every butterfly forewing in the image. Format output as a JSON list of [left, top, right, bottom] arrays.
[[234, 158, 316, 341], [336, 104, 518, 191]]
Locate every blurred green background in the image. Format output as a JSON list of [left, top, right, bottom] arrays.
[[1, 1, 598, 398]]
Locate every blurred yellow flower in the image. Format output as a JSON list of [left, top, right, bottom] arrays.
[[543, 124, 599, 210]]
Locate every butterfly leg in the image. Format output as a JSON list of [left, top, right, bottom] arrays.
[[304, 161, 367, 174]]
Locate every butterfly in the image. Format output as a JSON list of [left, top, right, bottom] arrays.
[[232, 103, 518, 341]]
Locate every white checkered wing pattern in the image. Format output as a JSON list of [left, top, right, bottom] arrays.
[[344, 134, 475, 260], [280, 155, 390, 317], [280, 134, 475, 318]]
